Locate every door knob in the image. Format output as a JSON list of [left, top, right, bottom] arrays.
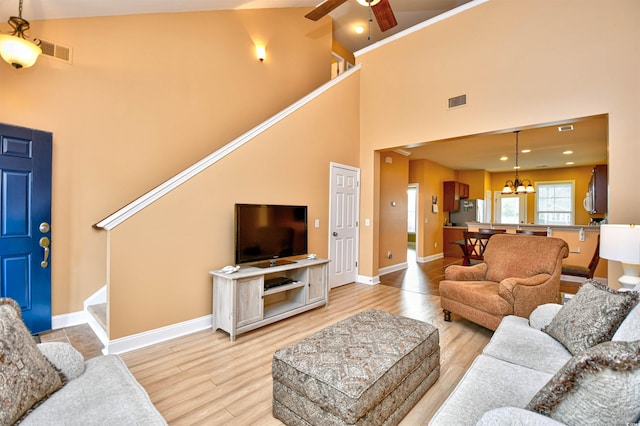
[[332, 232, 338, 237], [39, 222, 50, 233], [39, 237, 50, 268]]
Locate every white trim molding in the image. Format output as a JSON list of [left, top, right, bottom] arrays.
[[418, 253, 444, 263], [378, 262, 408, 276], [357, 274, 380, 285], [104, 315, 212, 354]]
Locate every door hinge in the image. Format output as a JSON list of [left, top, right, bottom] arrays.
[[355, 261, 358, 267], [356, 221, 359, 227]]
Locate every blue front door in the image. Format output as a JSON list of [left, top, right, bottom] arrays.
[[0, 123, 52, 333]]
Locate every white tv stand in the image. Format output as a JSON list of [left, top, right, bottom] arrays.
[[209, 258, 329, 341]]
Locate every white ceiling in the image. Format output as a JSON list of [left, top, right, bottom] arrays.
[[0, 0, 472, 52]]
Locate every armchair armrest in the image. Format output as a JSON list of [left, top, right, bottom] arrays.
[[498, 273, 552, 305], [444, 262, 487, 281]]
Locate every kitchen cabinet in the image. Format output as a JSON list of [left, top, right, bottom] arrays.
[[587, 164, 607, 214], [443, 227, 465, 258], [443, 181, 469, 212]]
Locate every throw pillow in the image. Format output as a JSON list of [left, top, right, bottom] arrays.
[[526, 340, 640, 426], [543, 280, 639, 354], [0, 301, 65, 425]]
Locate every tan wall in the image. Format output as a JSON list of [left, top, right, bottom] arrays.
[[108, 73, 361, 338], [0, 8, 332, 315], [409, 159, 457, 258], [458, 170, 487, 200], [378, 151, 409, 268], [357, 0, 640, 286]]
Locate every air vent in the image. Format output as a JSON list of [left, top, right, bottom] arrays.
[[39, 39, 72, 64], [558, 124, 574, 132], [448, 94, 467, 109]]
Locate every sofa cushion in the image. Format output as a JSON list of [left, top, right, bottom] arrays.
[[20, 354, 167, 425], [526, 340, 640, 426], [0, 300, 65, 425], [429, 354, 553, 426], [478, 407, 566, 425], [613, 297, 640, 342], [543, 280, 639, 355], [483, 315, 571, 375]]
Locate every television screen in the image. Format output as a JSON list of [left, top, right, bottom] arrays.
[[235, 204, 308, 265]]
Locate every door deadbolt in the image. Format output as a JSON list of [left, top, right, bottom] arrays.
[[332, 232, 338, 237]]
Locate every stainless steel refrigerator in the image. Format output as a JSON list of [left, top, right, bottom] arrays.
[[450, 199, 485, 225]]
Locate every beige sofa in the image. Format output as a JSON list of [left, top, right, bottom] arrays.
[[430, 281, 640, 425], [0, 298, 166, 425]]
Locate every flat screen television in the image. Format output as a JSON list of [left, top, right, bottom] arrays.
[[235, 204, 308, 266]]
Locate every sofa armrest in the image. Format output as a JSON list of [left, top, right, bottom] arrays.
[[444, 262, 487, 281], [529, 303, 563, 330], [38, 342, 86, 381], [477, 407, 566, 425]]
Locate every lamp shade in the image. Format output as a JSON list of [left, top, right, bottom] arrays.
[[0, 33, 41, 69], [600, 224, 640, 264]]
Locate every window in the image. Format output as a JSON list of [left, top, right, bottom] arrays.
[[536, 181, 575, 225]]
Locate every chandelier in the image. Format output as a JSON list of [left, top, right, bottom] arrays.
[[0, 0, 41, 69], [501, 131, 535, 194]]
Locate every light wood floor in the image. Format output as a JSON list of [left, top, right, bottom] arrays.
[[120, 256, 493, 426]]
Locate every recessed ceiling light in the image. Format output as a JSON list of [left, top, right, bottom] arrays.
[[354, 25, 365, 34], [513, 166, 520, 170], [566, 161, 575, 165], [521, 149, 531, 153], [500, 156, 508, 161], [563, 150, 573, 155]]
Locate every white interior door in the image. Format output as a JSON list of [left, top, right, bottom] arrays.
[[329, 163, 359, 288]]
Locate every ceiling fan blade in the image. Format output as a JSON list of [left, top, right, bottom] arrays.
[[305, 0, 349, 21], [372, 0, 397, 32]]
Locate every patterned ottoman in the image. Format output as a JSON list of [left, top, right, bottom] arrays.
[[272, 309, 440, 425]]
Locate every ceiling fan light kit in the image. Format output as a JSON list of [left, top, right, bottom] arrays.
[[0, 0, 41, 69], [501, 131, 536, 195], [306, 0, 397, 33]]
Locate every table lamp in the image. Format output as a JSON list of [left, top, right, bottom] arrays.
[[599, 224, 640, 289]]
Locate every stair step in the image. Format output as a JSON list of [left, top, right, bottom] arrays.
[[87, 303, 107, 332]]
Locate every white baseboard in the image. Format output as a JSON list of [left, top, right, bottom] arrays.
[[378, 262, 408, 276], [357, 274, 380, 285], [417, 253, 443, 263], [83, 285, 107, 309], [51, 310, 88, 329], [105, 315, 213, 354]]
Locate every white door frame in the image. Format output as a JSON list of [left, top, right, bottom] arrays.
[[328, 162, 360, 288]]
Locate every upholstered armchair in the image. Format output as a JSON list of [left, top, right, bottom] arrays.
[[440, 234, 569, 331]]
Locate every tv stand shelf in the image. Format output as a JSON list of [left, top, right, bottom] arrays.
[[209, 258, 329, 341]]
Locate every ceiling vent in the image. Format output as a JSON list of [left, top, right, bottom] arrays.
[[448, 94, 467, 109], [558, 124, 574, 132], [39, 39, 72, 64]]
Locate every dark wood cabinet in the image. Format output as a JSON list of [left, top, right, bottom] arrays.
[[443, 181, 469, 212], [443, 227, 464, 258], [588, 164, 607, 214]]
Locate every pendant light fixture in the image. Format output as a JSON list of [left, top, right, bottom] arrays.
[[0, 0, 41, 69], [501, 131, 535, 194]]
